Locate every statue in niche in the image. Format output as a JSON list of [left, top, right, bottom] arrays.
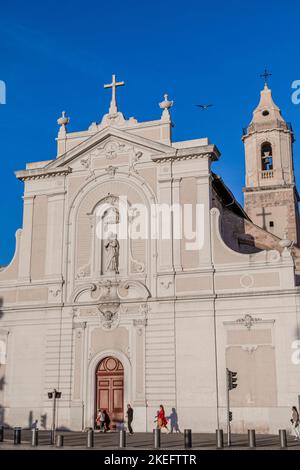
[[104, 233, 120, 274]]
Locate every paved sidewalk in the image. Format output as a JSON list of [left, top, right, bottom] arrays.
[[1, 430, 300, 450]]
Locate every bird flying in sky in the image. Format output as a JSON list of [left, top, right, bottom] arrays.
[[195, 104, 213, 110]]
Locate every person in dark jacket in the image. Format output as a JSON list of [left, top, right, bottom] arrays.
[[126, 404, 134, 434], [103, 409, 111, 432]]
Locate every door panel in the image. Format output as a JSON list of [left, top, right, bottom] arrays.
[[113, 388, 123, 410], [99, 389, 109, 410]]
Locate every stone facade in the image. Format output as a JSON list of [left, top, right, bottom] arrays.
[[0, 78, 300, 434]]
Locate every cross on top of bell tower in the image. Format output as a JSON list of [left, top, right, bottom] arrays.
[[104, 74, 125, 115], [259, 68, 272, 87]]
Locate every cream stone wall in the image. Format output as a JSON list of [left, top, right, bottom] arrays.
[[180, 177, 198, 269]]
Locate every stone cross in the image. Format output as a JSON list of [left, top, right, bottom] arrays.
[[256, 207, 271, 230], [104, 74, 125, 114]]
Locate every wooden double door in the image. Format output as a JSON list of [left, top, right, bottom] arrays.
[[95, 356, 124, 428]]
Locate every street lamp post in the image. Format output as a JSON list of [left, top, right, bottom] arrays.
[[48, 389, 61, 444], [226, 368, 238, 447], [226, 371, 231, 447]]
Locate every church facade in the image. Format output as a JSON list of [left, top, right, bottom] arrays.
[[0, 76, 300, 433]]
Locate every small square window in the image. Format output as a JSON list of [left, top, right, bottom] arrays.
[[269, 221, 274, 227]]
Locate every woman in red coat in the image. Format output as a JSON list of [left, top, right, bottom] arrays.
[[157, 405, 169, 432]]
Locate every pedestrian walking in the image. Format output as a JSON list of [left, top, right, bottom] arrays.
[[291, 406, 300, 439], [104, 409, 111, 432], [95, 409, 100, 431], [167, 408, 181, 433], [97, 409, 106, 432], [31, 419, 38, 430], [126, 404, 134, 435], [157, 405, 170, 433]]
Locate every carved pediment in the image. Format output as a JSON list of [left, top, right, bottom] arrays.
[[91, 140, 132, 160], [45, 127, 172, 171]]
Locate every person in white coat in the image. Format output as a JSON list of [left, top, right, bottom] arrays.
[[291, 406, 300, 439]]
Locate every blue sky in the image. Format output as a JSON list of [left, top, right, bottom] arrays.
[[0, 0, 300, 265]]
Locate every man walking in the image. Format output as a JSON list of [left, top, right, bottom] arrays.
[[126, 404, 134, 435]]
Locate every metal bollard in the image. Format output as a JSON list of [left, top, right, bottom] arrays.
[[153, 428, 161, 449], [31, 428, 39, 447], [87, 428, 94, 448], [13, 427, 21, 445], [216, 429, 224, 449], [56, 434, 64, 447], [279, 429, 287, 448], [0, 426, 4, 442], [248, 429, 256, 448], [184, 429, 192, 448], [119, 429, 126, 448]]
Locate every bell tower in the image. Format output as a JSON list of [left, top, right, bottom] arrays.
[[242, 83, 300, 243]]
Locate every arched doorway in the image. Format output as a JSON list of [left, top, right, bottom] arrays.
[[95, 356, 124, 428]]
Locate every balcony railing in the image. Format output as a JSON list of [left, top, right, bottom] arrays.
[[261, 169, 274, 179], [243, 121, 293, 136]]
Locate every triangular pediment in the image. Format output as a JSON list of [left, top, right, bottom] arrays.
[[46, 126, 173, 170]]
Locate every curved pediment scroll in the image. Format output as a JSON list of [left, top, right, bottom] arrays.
[[71, 279, 151, 304], [72, 283, 97, 303], [117, 280, 151, 301]]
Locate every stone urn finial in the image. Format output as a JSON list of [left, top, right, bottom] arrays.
[[57, 110, 70, 127], [279, 232, 293, 250], [159, 94, 173, 110], [159, 94, 173, 120]]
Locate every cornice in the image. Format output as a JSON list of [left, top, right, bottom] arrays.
[[1, 287, 300, 313], [243, 183, 296, 193], [152, 144, 220, 163], [15, 166, 72, 182]]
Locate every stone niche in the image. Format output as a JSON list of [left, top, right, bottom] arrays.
[[226, 325, 277, 407]]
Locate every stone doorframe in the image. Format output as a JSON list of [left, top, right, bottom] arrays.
[[84, 349, 132, 428]]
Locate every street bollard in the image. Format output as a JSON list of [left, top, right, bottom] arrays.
[[13, 427, 22, 445], [56, 434, 64, 447], [87, 428, 94, 448], [0, 426, 4, 442], [119, 429, 126, 448], [216, 429, 224, 449], [279, 429, 287, 449], [153, 428, 161, 449], [184, 429, 192, 448], [248, 429, 256, 448], [31, 428, 39, 447]]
